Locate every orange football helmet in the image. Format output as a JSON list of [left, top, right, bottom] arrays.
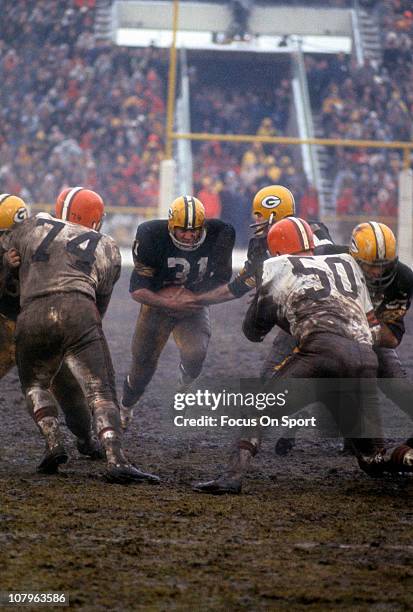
[[267, 217, 314, 256], [55, 187, 105, 231]]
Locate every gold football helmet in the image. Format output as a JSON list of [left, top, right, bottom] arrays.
[[0, 194, 28, 230], [350, 221, 397, 290], [168, 196, 206, 251], [251, 185, 295, 233]]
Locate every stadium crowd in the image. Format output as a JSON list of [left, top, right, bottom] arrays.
[[1, 0, 167, 212], [309, 0, 413, 216], [1, 0, 412, 231]]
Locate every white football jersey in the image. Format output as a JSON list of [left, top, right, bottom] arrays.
[[3, 213, 121, 308], [261, 253, 374, 345]]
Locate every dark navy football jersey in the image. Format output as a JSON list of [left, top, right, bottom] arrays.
[[0, 273, 20, 321], [129, 219, 235, 293], [371, 261, 413, 343], [0, 232, 21, 321]]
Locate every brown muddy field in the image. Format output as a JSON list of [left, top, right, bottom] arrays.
[[1, 268, 412, 611]]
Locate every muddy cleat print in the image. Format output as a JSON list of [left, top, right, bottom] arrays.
[[192, 473, 242, 495], [105, 463, 160, 484], [37, 444, 68, 474]]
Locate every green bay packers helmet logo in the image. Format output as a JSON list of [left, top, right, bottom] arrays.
[[0, 194, 29, 230], [252, 185, 295, 225], [261, 195, 282, 209], [14, 207, 28, 223]]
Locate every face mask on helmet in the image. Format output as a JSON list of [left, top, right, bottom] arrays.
[[350, 221, 397, 291], [55, 187, 105, 231], [267, 217, 314, 256], [168, 196, 206, 251], [251, 185, 296, 234], [0, 194, 29, 231]]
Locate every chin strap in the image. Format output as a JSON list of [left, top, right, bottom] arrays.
[[249, 213, 277, 235]]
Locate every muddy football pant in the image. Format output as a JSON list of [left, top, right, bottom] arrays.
[[0, 312, 92, 440], [123, 304, 211, 407], [15, 293, 121, 442]]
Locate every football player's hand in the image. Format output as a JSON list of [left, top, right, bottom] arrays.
[[167, 288, 203, 312], [4, 248, 21, 269]]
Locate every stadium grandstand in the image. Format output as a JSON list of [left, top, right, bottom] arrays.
[[1, 0, 412, 251]]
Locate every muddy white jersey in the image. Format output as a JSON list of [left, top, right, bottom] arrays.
[[3, 213, 121, 308], [261, 253, 374, 345]]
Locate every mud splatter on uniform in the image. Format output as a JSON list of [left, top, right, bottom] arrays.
[[123, 218, 235, 407], [2, 213, 122, 453], [247, 253, 374, 346], [243, 253, 382, 456], [0, 228, 99, 444]]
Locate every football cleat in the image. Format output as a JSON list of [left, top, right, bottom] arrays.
[[37, 444, 68, 474], [267, 217, 314, 256], [350, 222, 397, 290], [121, 376, 137, 408], [168, 195, 206, 251], [119, 405, 134, 431], [357, 451, 386, 477], [176, 363, 196, 393], [251, 185, 295, 232], [76, 436, 105, 460], [105, 463, 160, 484], [192, 473, 242, 495], [55, 187, 105, 231], [275, 437, 296, 456], [388, 444, 413, 472], [0, 194, 29, 230]]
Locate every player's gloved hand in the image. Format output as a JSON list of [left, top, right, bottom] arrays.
[[246, 237, 267, 272]]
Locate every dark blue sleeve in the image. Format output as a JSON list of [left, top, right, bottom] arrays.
[[129, 225, 158, 293]]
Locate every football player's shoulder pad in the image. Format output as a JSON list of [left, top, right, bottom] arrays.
[[394, 260, 413, 292]]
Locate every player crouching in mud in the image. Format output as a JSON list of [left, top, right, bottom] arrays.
[[194, 217, 386, 494]]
